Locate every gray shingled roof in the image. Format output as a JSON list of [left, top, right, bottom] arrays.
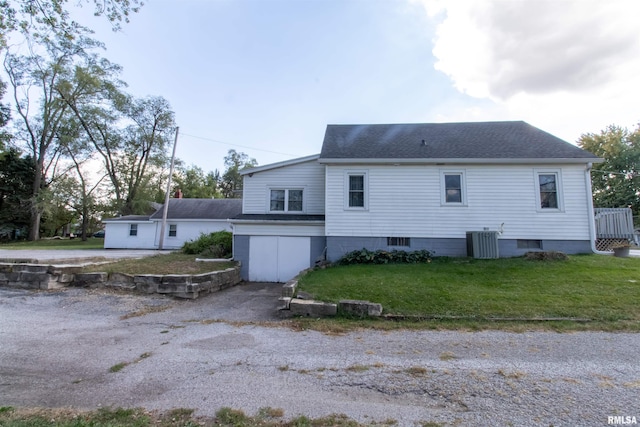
[[319, 121, 599, 161], [102, 215, 151, 222], [149, 198, 242, 220]]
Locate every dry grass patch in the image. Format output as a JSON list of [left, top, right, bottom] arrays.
[[439, 351, 457, 361], [82, 253, 236, 275], [120, 305, 171, 320], [346, 364, 370, 372], [405, 366, 429, 376], [497, 369, 527, 379]]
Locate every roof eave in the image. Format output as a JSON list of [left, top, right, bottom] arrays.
[[149, 217, 233, 221], [230, 219, 326, 225], [318, 157, 604, 165], [241, 154, 320, 176], [102, 219, 153, 223]]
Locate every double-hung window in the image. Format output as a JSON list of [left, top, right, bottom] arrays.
[[270, 189, 303, 212], [129, 224, 138, 236], [538, 174, 558, 209], [536, 171, 562, 211], [441, 171, 466, 205], [168, 224, 177, 237], [345, 171, 368, 209]]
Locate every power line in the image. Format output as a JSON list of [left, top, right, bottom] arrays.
[[179, 131, 301, 158]]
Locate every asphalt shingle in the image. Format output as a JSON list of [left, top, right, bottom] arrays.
[[148, 198, 242, 220], [319, 121, 600, 160]]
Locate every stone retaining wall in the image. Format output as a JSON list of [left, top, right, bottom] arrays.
[[279, 278, 383, 318], [0, 263, 241, 299]]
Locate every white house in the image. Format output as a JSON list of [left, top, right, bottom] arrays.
[[103, 198, 242, 250], [231, 121, 602, 282]]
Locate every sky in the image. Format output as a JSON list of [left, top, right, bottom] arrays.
[[75, 0, 640, 173]]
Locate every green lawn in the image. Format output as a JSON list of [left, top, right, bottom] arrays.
[[0, 237, 104, 250], [298, 255, 640, 329]]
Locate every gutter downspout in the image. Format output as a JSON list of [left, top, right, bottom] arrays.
[[585, 162, 609, 255]]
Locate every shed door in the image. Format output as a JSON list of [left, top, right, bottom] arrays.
[[249, 236, 310, 282]]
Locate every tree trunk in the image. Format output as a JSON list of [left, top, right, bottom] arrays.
[[28, 210, 41, 241]]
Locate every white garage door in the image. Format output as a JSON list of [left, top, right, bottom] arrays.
[[248, 236, 310, 282]]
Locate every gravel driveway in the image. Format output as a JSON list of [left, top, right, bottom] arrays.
[[1, 285, 639, 426]]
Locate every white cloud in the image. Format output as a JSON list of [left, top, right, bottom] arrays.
[[413, 0, 640, 142]]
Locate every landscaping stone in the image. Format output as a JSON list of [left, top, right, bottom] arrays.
[[339, 299, 383, 317], [161, 275, 192, 285], [73, 272, 108, 288], [296, 291, 314, 300], [0, 264, 13, 273], [278, 297, 292, 310], [109, 272, 134, 286], [289, 298, 337, 317], [0, 261, 242, 299], [282, 280, 297, 297], [16, 264, 49, 273], [0, 271, 20, 282], [134, 275, 163, 293]]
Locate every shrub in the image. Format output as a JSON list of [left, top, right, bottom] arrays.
[[524, 251, 568, 261], [338, 248, 433, 265], [181, 231, 232, 258]]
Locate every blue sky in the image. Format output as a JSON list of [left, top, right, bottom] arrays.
[[78, 0, 640, 173]]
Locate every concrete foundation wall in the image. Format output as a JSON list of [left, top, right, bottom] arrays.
[[233, 235, 250, 280], [326, 236, 592, 262]]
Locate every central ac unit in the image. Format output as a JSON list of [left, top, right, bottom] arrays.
[[466, 231, 499, 259]]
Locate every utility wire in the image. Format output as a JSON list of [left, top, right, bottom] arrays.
[[180, 131, 301, 158]]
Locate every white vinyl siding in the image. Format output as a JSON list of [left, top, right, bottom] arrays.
[[233, 222, 325, 237], [104, 221, 156, 249], [325, 164, 590, 241], [105, 219, 232, 250], [242, 159, 325, 214]]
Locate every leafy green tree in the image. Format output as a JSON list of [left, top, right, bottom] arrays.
[[0, 80, 10, 149], [578, 124, 640, 224], [39, 177, 78, 237], [173, 165, 221, 199], [0, 148, 34, 239], [220, 149, 257, 199], [116, 96, 176, 214], [57, 116, 108, 239], [0, 0, 142, 45], [3, 36, 79, 240], [1, 0, 141, 239]]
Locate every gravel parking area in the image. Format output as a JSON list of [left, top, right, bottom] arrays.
[[1, 285, 639, 426]]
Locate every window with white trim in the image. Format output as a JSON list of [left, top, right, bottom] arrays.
[[129, 224, 138, 236], [168, 224, 177, 237], [345, 171, 368, 209], [269, 189, 303, 212], [538, 173, 558, 209], [535, 171, 562, 211], [440, 171, 466, 205]]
